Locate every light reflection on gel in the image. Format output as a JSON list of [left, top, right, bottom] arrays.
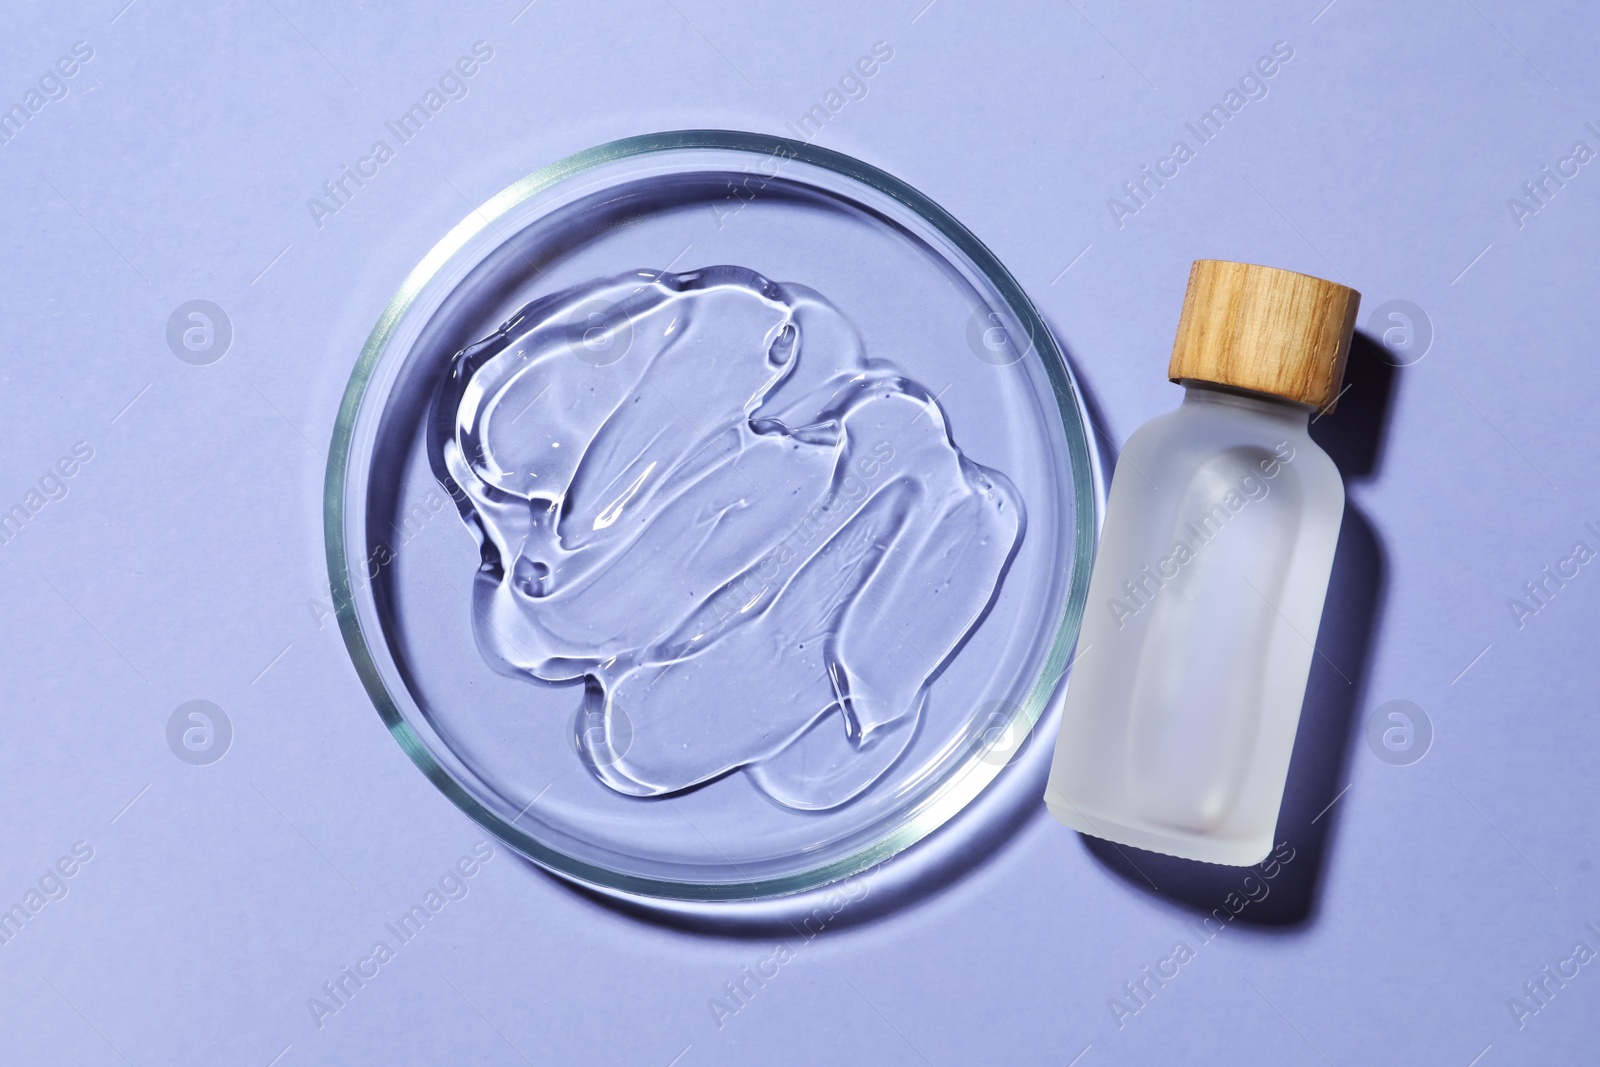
[[429, 266, 1025, 810]]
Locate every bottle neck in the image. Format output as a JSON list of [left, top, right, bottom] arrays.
[[1178, 379, 1312, 427]]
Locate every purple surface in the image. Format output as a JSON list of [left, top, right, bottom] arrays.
[[1, 1, 1596, 1064]]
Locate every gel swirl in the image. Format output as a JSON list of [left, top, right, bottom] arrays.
[[429, 267, 1025, 810]]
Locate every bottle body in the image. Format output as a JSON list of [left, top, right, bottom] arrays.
[[1046, 383, 1344, 865]]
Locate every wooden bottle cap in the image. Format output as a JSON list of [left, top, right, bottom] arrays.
[[1168, 260, 1361, 411]]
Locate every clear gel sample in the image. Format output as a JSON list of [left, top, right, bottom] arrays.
[[430, 266, 1025, 811], [1045, 385, 1343, 865]]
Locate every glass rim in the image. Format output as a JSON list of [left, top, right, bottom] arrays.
[[323, 129, 1098, 901]]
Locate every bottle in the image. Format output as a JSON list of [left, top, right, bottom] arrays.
[[1045, 260, 1359, 865]]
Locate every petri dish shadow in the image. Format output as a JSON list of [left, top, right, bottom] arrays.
[[1054, 338, 1124, 500], [518, 703, 1058, 941], [1080, 331, 1396, 928]]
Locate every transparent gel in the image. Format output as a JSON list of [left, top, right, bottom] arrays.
[[430, 266, 1024, 811]]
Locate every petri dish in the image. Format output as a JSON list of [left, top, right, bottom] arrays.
[[326, 131, 1096, 900]]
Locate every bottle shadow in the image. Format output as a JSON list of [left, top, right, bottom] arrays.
[[1081, 332, 1396, 928]]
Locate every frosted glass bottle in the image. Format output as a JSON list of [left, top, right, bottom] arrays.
[[1046, 260, 1360, 865]]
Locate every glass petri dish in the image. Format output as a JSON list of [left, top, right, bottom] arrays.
[[326, 131, 1095, 900]]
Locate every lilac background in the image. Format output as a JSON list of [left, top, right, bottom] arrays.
[[2, 1, 1597, 1064]]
